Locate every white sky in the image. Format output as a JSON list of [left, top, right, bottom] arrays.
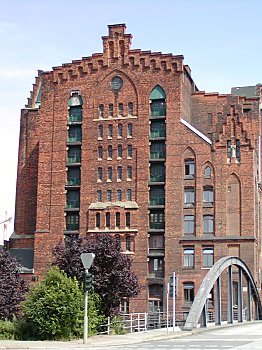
[[0, 0, 261, 239]]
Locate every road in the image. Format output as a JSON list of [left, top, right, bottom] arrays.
[[90, 323, 262, 350], [1, 322, 262, 350]]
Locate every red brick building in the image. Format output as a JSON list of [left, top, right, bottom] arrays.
[[10, 24, 262, 314]]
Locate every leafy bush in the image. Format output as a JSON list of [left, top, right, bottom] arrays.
[[0, 320, 16, 340], [88, 291, 106, 336], [22, 267, 83, 340], [0, 250, 28, 320]]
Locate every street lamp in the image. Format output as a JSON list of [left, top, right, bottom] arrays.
[[81, 252, 95, 344]]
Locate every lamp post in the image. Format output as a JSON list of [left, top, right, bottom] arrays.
[[81, 253, 95, 344]]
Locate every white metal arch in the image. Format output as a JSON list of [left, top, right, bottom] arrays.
[[183, 256, 262, 331]]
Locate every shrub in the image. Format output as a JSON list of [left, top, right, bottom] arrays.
[[0, 320, 16, 340], [22, 267, 83, 340]]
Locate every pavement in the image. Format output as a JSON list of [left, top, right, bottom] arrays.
[[0, 322, 261, 349]]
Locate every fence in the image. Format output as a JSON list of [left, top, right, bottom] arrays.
[[94, 308, 249, 335]]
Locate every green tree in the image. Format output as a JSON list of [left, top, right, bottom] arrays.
[[22, 266, 83, 340], [0, 249, 28, 320]]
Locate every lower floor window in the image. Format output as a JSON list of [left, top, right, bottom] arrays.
[[184, 282, 194, 304], [120, 299, 129, 314]]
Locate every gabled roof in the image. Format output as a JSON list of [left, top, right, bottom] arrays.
[[180, 118, 212, 145]]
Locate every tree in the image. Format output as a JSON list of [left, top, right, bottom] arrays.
[[0, 249, 28, 321], [53, 234, 140, 316], [22, 266, 83, 340]]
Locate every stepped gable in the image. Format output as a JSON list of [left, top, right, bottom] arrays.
[[25, 70, 43, 108], [49, 24, 184, 84]]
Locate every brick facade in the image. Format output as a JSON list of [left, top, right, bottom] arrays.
[[10, 24, 262, 314]]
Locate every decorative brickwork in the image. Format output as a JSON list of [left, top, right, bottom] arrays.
[[10, 24, 262, 314]]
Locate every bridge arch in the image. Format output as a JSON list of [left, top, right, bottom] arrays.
[[184, 256, 262, 330]]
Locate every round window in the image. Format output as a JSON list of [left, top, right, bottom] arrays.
[[111, 76, 123, 91]]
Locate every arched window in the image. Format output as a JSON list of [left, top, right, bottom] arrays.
[[150, 85, 166, 117], [68, 92, 83, 123], [227, 174, 241, 235], [204, 166, 211, 178]]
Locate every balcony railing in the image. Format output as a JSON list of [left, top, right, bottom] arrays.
[[66, 223, 79, 231], [150, 106, 166, 117], [150, 151, 166, 159], [149, 222, 165, 230], [148, 271, 164, 279], [150, 129, 166, 139], [66, 200, 80, 209], [67, 155, 81, 163], [150, 197, 165, 206], [67, 178, 80, 186], [150, 174, 165, 182]]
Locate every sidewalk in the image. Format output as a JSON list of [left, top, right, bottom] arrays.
[[0, 327, 190, 349]]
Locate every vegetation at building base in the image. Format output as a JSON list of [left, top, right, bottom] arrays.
[[0, 249, 28, 321], [53, 233, 141, 317], [21, 267, 83, 340]]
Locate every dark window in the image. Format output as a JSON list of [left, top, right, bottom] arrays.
[[109, 104, 113, 117], [98, 146, 103, 159], [107, 190, 112, 202], [66, 190, 80, 208], [67, 146, 81, 163], [108, 124, 113, 138], [117, 166, 122, 181], [68, 126, 82, 143], [184, 215, 194, 235], [96, 213, 101, 228], [150, 187, 165, 206], [118, 124, 123, 137], [204, 166, 211, 178], [150, 142, 165, 159], [66, 213, 79, 231], [68, 106, 82, 123], [108, 145, 113, 159], [127, 144, 132, 158], [184, 283, 194, 304], [149, 235, 164, 248], [106, 213, 110, 228], [107, 167, 112, 181], [203, 247, 214, 267], [126, 212, 131, 228], [98, 125, 103, 138], [185, 160, 195, 178], [227, 140, 232, 158], [127, 166, 132, 180], [128, 102, 133, 116], [150, 100, 166, 117], [118, 103, 124, 116], [120, 299, 129, 314], [127, 123, 133, 137], [118, 145, 122, 158], [98, 167, 102, 181], [184, 188, 195, 207], [149, 210, 165, 229], [203, 187, 214, 206], [127, 189, 132, 201], [67, 167, 80, 186], [150, 120, 166, 138], [116, 189, 122, 201], [126, 236, 131, 252], [184, 248, 194, 268], [236, 139, 240, 161], [116, 212, 120, 228], [99, 104, 104, 118], [208, 113, 213, 125], [97, 190, 102, 202], [150, 163, 165, 182], [203, 215, 214, 234]]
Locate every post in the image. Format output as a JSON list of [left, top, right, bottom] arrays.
[[238, 267, 243, 322], [166, 282, 169, 333], [216, 276, 221, 325], [172, 272, 176, 332], [228, 265, 233, 324], [247, 279, 251, 321], [84, 270, 89, 344], [107, 316, 110, 335]]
